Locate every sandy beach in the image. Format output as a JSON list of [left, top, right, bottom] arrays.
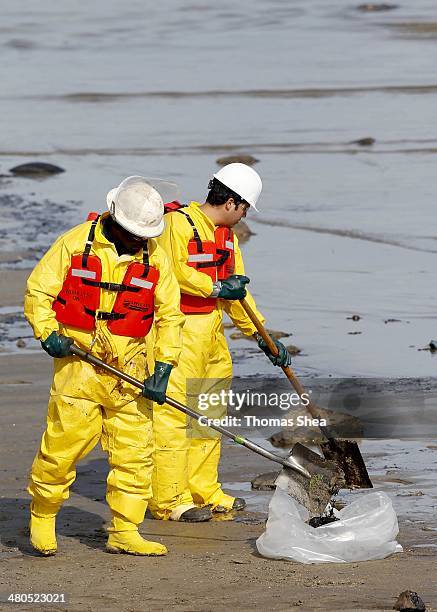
[[1, 269, 436, 611]]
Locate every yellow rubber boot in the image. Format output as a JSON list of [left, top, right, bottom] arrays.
[[107, 531, 167, 556], [106, 514, 167, 556], [29, 502, 59, 556]]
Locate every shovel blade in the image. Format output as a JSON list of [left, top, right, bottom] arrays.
[[320, 439, 373, 489], [275, 442, 345, 517]]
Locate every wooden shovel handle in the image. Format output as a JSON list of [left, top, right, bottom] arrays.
[[239, 300, 373, 488], [240, 298, 319, 420]]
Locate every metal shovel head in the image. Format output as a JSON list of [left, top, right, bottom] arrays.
[[275, 442, 345, 517], [320, 439, 373, 489]]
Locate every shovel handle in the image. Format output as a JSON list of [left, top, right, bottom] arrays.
[[240, 298, 320, 421], [239, 301, 373, 488], [69, 344, 310, 478]]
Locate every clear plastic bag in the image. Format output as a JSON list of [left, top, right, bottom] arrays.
[[256, 487, 403, 564]]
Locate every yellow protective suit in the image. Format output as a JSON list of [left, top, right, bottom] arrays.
[[24, 213, 184, 534], [149, 202, 265, 519]]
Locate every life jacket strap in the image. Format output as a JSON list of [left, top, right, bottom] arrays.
[[81, 279, 140, 292], [96, 311, 125, 321], [196, 248, 229, 269], [82, 215, 100, 268], [82, 309, 125, 321], [84, 308, 155, 322], [141, 242, 150, 277], [175, 210, 203, 253]]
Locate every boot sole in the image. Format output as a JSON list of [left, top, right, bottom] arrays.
[[31, 545, 57, 556], [178, 508, 213, 522], [214, 505, 245, 513], [178, 515, 212, 523], [106, 544, 167, 557], [214, 497, 247, 513]]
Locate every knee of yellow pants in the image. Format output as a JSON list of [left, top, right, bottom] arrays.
[[152, 395, 188, 441], [102, 405, 153, 527], [28, 396, 102, 506], [28, 451, 77, 506]]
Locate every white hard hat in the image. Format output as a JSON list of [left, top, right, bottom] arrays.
[[213, 163, 262, 211], [106, 176, 165, 238]]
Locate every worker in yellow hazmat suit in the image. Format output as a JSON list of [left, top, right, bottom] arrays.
[[24, 176, 184, 555], [149, 164, 293, 522]]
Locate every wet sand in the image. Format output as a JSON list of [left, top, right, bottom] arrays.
[[0, 269, 30, 307], [0, 270, 436, 611]]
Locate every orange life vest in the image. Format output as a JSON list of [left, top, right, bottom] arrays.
[[215, 226, 235, 280], [164, 200, 184, 214], [173, 210, 235, 315], [52, 215, 159, 337]]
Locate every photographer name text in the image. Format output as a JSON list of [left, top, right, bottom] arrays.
[[197, 415, 327, 428]]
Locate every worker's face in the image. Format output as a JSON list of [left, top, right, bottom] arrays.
[[110, 221, 147, 254], [223, 198, 250, 227]]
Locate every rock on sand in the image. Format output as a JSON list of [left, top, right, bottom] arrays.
[[216, 155, 258, 166], [9, 162, 65, 177]]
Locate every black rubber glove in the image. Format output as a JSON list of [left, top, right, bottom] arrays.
[[255, 333, 292, 367], [142, 362, 173, 404], [217, 274, 250, 300], [40, 331, 73, 358]]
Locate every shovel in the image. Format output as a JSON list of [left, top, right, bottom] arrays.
[[239, 298, 373, 489], [70, 344, 342, 515]]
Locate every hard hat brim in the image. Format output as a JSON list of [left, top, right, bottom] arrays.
[[106, 188, 165, 238], [106, 188, 117, 209], [116, 216, 165, 239]]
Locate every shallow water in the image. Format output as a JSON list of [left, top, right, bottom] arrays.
[[1, 0, 437, 378]]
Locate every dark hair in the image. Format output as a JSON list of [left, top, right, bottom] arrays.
[[206, 178, 243, 206]]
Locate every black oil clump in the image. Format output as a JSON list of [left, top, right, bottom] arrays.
[[308, 515, 339, 528]]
